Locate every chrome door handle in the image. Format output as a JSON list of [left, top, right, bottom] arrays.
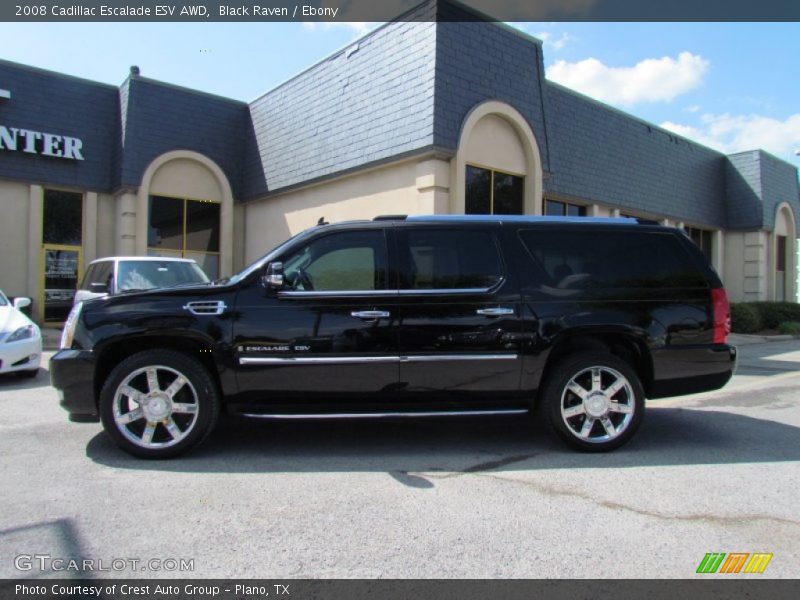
[[476, 307, 514, 317], [351, 310, 390, 320]]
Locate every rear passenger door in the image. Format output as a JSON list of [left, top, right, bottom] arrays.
[[395, 225, 524, 398]]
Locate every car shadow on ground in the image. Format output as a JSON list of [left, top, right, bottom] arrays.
[[0, 368, 50, 391], [85, 406, 800, 480]]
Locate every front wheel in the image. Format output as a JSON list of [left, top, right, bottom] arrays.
[[539, 351, 644, 452], [99, 350, 220, 459]]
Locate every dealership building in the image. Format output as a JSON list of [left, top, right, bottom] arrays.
[[1, 0, 798, 322]]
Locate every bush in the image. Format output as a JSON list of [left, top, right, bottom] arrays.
[[778, 321, 800, 335], [730, 303, 763, 334], [750, 302, 800, 329]]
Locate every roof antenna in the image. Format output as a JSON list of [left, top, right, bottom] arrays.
[[317, 216, 327, 226]]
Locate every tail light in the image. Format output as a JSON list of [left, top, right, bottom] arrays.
[[711, 287, 730, 344]]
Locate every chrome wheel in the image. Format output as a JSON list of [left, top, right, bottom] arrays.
[[560, 365, 635, 443], [112, 365, 200, 449]]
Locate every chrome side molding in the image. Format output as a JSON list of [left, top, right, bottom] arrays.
[[240, 408, 530, 420], [239, 353, 519, 365]]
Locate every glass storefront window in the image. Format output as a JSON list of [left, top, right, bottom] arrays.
[[465, 165, 524, 215], [185, 200, 220, 253], [42, 248, 80, 322], [147, 195, 221, 278], [465, 166, 491, 214], [42, 189, 83, 322], [545, 199, 587, 217], [43, 190, 83, 246], [684, 226, 714, 263], [148, 196, 184, 250]]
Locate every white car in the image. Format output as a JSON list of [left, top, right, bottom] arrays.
[[74, 256, 211, 305], [0, 290, 41, 378]]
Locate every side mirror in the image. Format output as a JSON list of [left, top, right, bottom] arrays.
[[13, 297, 31, 310], [262, 262, 284, 290]]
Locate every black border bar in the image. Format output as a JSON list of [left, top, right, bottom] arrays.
[[2, 579, 800, 600], [2, 0, 799, 23]]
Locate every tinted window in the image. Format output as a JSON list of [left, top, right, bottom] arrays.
[[117, 261, 209, 292], [282, 230, 387, 292], [80, 261, 113, 291], [519, 230, 706, 291], [400, 229, 503, 290], [465, 166, 491, 215], [148, 196, 184, 250], [493, 172, 523, 215], [186, 200, 221, 253], [43, 189, 83, 246], [466, 166, 524, 215], [545, 199, 587, 217]]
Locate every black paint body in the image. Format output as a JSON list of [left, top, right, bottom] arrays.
[[50, 218, 737, 421]]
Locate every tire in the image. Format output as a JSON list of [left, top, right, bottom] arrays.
[[16, 368, 39, 379], [539, 351, 644, 452], [99, 350, 220, 459]]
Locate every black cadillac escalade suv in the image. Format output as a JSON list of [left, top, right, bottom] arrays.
[[51, 215, 736, 458]]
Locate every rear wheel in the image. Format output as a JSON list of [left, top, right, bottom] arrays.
[[99, 350, 220, 458], [540, 351, 644, 452]]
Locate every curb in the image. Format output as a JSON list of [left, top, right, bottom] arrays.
[[729, 333, 800, 346]]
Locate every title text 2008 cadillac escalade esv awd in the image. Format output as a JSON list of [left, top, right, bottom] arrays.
[[51, 215, 736, 458]]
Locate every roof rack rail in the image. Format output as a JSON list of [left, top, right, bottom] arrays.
[[373, 214, 408, 221], [635, 218, 661, 226]]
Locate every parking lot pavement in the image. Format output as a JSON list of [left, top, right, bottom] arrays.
[[1, 341, 799, 579]]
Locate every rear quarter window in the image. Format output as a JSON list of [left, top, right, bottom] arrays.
[[518, 229, 708, 294], [80, 261, 113, 291]]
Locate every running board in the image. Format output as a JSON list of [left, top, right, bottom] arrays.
[[239, 408, 530, 420]]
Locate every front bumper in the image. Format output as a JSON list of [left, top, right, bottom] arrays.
[[50, 349, 99, 421], [0, 335, 42, 374]]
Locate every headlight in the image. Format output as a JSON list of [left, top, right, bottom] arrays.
[[6, 325, 36, 344], [60, 302, 83, 349]]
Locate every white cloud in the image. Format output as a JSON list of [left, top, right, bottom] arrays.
[[302, 22, 377, 36], [534, 31, 575, 50], [660, 113, 800, 157], [684, 105, 700, 113], [547, 51, 709, 106]]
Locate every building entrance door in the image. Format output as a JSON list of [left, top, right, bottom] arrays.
[[41, 245, 82, 323]]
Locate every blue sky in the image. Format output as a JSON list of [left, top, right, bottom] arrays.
[[1, 20, 798, 163]]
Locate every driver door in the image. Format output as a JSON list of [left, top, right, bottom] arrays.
[[233, 228, 401, 406]]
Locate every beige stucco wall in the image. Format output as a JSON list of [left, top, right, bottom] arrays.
[[463, 114, 527, 175], [0, 180, 31, 298], [724, 230, 768, 302], [149, 158, 223, 202], [244, 159, 430, 262], [451, 101, 543, 216], [137, 151, 235, 277], [96, 193, 116, 259], [722, 232, 746, 302]]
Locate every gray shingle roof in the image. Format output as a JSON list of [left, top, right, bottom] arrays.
[[117, 76, 249, 197], [544, 82, 728, 228], [242, 0, 438, 199], [728, 150, 800, 234], [0, 59, 118, 191]]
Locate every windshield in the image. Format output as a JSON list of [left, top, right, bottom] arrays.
[[225, 227, 317, 286], [117, 261, 210, 292]]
